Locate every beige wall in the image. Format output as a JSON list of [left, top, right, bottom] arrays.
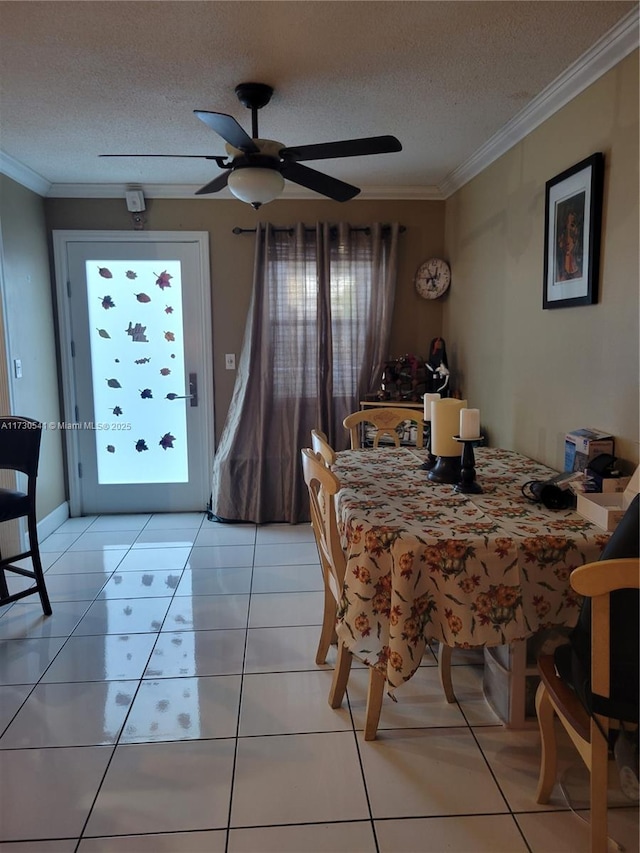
[[0, 174, 66, 519], [44, 198, 445, 443], [444, 50, 639, 472]]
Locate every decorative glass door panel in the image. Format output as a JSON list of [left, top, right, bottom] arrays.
[[86, 259, 188, 485]]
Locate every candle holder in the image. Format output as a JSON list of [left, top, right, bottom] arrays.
[[419, 420, 437, 470], [453, 436, 484, 494], [427, 454, 462, 484]]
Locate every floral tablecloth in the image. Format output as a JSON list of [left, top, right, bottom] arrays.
[[332, 446, 609, 691]]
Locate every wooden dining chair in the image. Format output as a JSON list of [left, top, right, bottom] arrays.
[[343, 406, 424, 450], [311, 429, 336, 466], [535, 556, 640, 853], [301, 447, 386, 739]]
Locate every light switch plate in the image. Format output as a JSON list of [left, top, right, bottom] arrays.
[[225, 353, 236, 370], [13, 358, 22, 379]]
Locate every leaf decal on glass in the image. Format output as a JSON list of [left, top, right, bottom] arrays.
[[134, 357, 151, 364], [101, 295, 116, 309], [126, 270, 137, 280], [135, 293, 151, 303], [160, 368, 171, 376], [97, 328, 111, 338], [135, 439, 149, 452], [155, 270, 173, 290], [106, 378, 122, 388], [165, 393, 178, 400], [140, 388, 153, 399], [164, 331, 175, 342], [165, 305, 174, 314], [159, 433, 176, 450], [112, 406, 123, 416], [106, 445, 115, 453], [125, 322, 148, 342], [98, 267, 113, 278]]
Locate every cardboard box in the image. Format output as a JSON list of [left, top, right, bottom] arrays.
[[601, 476, 631, 494], [576, 466, 639, 530], [564, 428, 614, 473]]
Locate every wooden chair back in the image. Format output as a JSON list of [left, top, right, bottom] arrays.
[[311, 429, 336, 466], [301, 447, 346, 666], [301, 448, 345, 600], [343, 407, 424, 449]]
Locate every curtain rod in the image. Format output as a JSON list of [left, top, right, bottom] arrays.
[[232, 224, 405, 235]]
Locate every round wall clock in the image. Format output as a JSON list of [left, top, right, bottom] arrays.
[[415, 258, 451, 299]]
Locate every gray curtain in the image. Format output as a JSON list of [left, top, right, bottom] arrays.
[[210, 221, 399, 523]]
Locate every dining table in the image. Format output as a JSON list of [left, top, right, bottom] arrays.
[[331, 445, 610, 698]]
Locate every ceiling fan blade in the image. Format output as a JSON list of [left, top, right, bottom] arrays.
[[280, 162, 360, 202], [194, 110, 259, 153], [195, 171, 230, 196], [281, 135, 402, 162], [99, 154, 225, 160]]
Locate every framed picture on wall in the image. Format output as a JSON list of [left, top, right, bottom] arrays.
[[543, 152, 604, 309]]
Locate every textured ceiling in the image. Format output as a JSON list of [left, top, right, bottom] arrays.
[[0, 1, 637, 198]]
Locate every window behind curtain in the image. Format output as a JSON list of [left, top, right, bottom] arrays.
[[271, 228, 382, 402], [210, 222, 398, 523]]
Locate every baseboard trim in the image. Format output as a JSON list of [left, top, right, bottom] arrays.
[[37, 501, 69, 541]]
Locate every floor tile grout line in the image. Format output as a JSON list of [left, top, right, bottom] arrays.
[[0, 564, 117, 710], [465, 713, 529, 833], [344, 689, 381, 852], [2, 514, 129, 853], [223, 524, 257, 853], [73, 519, 192, 850]]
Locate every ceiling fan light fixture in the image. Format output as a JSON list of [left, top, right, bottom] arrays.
[[227, 166, 284, 209]]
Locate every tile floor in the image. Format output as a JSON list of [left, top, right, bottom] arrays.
[[0, 513, 637, 853]]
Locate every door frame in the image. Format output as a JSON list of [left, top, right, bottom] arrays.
[[52, 230, 213, 516]]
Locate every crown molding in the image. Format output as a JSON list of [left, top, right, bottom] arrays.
[[0, 151, 51, 196], [356, 185, 443, 201], [45, 182, 444, 201], [439, 7, 639, 198]]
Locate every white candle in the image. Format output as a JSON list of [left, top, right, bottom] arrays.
[[423, 392, 441, 421], [431, 398, 467, 456], [460, 408, 480, 440]]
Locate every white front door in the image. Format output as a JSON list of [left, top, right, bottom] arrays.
[[53, 231, 213, 515]]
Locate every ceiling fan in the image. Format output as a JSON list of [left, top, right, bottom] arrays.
[[100, 82, 402, 208]]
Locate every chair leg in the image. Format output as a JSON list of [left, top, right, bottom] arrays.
[[364, 667, 386, 741], [438, 642, 455, 703], [328, 641, 353, 708], [0, 564, 8, 600], [589, 716, 609, 853], [535, 681, 558, 804], [27, 514, 52, 616], [315, 585, 337, 665]]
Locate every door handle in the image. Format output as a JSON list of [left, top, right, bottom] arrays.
[[187, 372, 198, 407], [170, 373, 198, 407], [170, 373, 198, 406]]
